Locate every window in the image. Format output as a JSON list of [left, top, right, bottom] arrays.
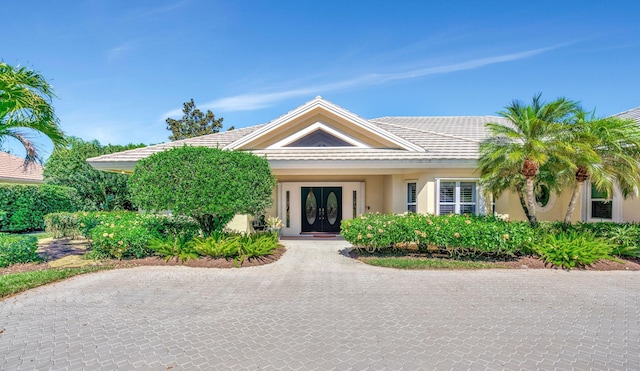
[[406, 182, 417, 212], [590, 184, 612, 219], [438, 181, 477, 215]]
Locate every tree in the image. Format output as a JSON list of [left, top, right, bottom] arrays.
[[166, 99, 228, 141], [44, 137, 146, 211], [128, 146, 276, 235], [561, 111, 640, 226], [479, 94, 579, 226], [0, 62, 66, 164]]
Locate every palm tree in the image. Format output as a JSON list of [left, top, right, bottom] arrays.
[[479, 94, 579, 226], [0, 62, 66, 165], [561, 110, 640, 226]]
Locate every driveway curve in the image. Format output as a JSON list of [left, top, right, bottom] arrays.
[[1, 239, 639, 370]]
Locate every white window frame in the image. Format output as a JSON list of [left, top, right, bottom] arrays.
[[435, 178, 483, 216], [406, 181, 417, 212], [583, 182, 622, 222]]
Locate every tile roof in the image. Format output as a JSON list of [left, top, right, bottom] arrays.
[[612, 107, 640, 122], [0, 152, 44, 183], [87, 125, 264, 163]]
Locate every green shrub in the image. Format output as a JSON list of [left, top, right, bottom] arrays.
[[89, 219, 156, 259], [0, 233, 41, 267], [534, 231, 613, 269], [0, 184, 81, 232], [44, 212, 81, 238], [341, 213, 534, 258]]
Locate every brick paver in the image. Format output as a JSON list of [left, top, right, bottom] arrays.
[[1, 239, 639, 370]]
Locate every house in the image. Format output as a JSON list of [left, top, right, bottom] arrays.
[[0, 152, 44, 184], [87, 97, 640, 235]]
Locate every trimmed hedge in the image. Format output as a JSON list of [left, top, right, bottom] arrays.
[[0, 184, 81, 233], [0, 233, 41, 267], [341, 213, 535, 258]]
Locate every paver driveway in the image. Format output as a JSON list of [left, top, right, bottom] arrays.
[[1, 238, 639, 370]]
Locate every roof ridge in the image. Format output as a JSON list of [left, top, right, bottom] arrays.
[[371, 121, 483, 144]]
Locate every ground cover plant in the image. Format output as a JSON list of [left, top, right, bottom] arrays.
[[342, 213, 636, 269]]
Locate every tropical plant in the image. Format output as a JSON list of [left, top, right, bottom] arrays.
[[561, 111, 640, 226], [534, 231, 613, 269], [479, 94, 579, 226], [44, 137, 146, 211], [129, 146, 276, 236], [0, 62, 65, 164], [148, 236, 198, 262]]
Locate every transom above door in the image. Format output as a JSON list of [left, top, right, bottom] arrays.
[[301, 187, 342, 233]]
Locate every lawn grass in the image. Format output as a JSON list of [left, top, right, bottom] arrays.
[[23, 231, 53, 240], [359, 256, 508, 270], [0, 266, 112, 299]]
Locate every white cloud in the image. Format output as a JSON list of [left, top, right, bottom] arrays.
[[202, 45, 564, 112], [107, 41, 136, 62]]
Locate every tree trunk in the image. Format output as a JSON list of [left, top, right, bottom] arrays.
[[517, 190, 532, 221], [563, 181, 583, 228], [525, 177, 538, 227]]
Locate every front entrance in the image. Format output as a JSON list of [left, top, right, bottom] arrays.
[[301, 187, 342, 233]]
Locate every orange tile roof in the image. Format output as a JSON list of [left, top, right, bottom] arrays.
[[0, 152, 44, 183]]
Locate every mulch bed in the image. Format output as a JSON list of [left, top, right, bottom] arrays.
[[349, 250, 640, 271], [0, 237, 286, 275]]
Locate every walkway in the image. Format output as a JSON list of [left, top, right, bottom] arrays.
[[0, 239, 638, 370]]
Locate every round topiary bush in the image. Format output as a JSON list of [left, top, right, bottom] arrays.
[[129, 146, 276, 235]]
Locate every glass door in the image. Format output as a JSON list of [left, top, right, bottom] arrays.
[[301, 187, 342, 233]]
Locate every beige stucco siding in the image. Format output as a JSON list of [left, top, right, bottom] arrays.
[[622, 196, 640, 222], [499, 189, 582, 223]]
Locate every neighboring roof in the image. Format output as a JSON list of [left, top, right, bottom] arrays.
[[0, 152, 44, 184], [612, 107, 640, 122]]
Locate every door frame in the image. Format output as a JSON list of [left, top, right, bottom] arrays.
[[277, 182, 365, 236]]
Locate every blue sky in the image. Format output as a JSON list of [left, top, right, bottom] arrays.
[[2, 0, 639, 156]]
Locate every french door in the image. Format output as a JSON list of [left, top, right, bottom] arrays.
[[301, 187, 342, 233]]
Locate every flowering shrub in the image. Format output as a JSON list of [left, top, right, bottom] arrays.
[[341, 213, 535, 257], [46, 211, 201, 259]]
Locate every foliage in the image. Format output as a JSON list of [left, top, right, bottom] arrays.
[[89, 218, 156, 259], [358, 256, 507, 270], [166, 99, 231, 141], [538, 221, 640, 257], [0, 62, 66, 164], [44, 212, 82, 238], [266, 215, 283, 229], [341, 213, 535, 258], [149, 236, 198, 262], [44, 137, 145, 211], [0, 266, 111, 299], [129, 146, 276, 235], [479, 94, 580, 226], [0, 233, 41, 267], [191, 232, 279, 261], [0, 184, 81, 232], [560, 111, 640, 226], [534, 231, 613, 269]]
